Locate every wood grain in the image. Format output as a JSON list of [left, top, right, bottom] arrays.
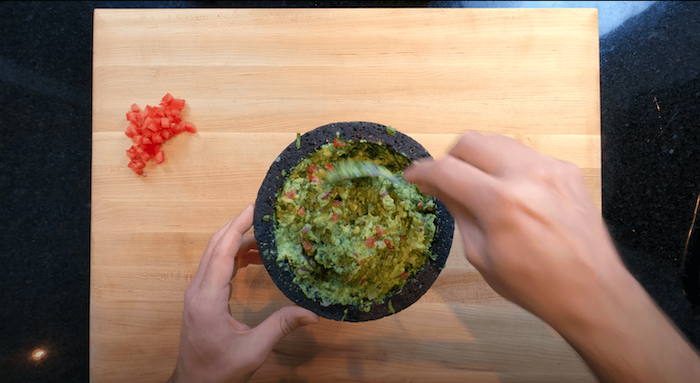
[[91, 9, 600, 382]]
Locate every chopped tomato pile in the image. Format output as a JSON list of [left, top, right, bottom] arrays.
[[124, 93, 196, 176]]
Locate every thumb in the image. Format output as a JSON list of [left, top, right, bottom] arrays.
[[249, 305, 319, 353]]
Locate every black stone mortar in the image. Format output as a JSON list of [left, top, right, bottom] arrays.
[[253, 121, 455, 321]]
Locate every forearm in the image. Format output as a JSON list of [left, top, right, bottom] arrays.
[[555, 269, 700, 383]]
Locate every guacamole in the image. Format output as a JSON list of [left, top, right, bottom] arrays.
[[274, 139, 437, 311]]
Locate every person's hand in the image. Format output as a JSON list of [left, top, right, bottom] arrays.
[[169, 204, 319, 383], [404, 131, 621, 327], [404, 131, 700, 383]]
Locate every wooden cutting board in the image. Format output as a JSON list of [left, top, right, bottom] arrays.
[[91, 9, 600, 382]]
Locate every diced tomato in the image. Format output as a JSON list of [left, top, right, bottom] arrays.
[[298, 206, 306, 216], [400, 272, 408, 279], [306, 164, 319, 174], [384, 239, 395, 250], [308, 175, 321, 184], [152, 133, 164, 144], [183, 122, 196, 134], [375, 226, 385, 237], [124, 93, 195, 176], [284, 190, 297, 199], [162, 93, 174, 104], [302, 240, 313, 253], [418, 202, 424, 210], [333, 137, 346, 148], [359, 260, 365, 264], [333, 200, 342, 207], [365, 236, 375, 248], [325, 163, 334, 171], [331, 212, 340, 222], [170, 98, 185, 110]]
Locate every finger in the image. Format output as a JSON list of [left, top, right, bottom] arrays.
[[446, 131, 505, 175], [201, 204, 255, 291], [248, 305, 319, 355], [448, 131, 546, 177], [404, 155, 500, 225], [231, 236, 261, 279], [190, 218, 238, 290]]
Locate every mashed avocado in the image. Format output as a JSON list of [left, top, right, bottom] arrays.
[[274, 139, 437, 312]]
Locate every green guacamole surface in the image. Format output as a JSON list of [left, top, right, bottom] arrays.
[[274, 140, 437, 311]]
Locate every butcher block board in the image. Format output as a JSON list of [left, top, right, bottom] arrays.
[[91, 9, 600, 383]]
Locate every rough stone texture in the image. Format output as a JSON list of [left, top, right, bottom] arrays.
[[254, 122, 455, 321]]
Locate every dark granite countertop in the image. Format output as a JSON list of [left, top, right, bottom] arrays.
[[1, 1, 699, 381]]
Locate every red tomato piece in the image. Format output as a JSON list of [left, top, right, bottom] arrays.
[[418, 202, 424, 210], [152, 133, 164, 144], [183, 122, 196, 134], [400, 272, 408, 279], [161, 129, 173, 140], [284, 190, 296, 199], [376, 226, 385, 237], [331, 212, 340, 222], [160, 118, 169, 128], [384, 239, 395, 250], [365, 236, 375, 248], [306, 164, 319, 174], [333, 200, 342, 207], [298, 206, 306, 217], [154, 151, 164, 164], [162, 93, 174, 104], [325, 163, 334, 171], [302, 240, 312, 253], [333, 137, 346, 148], [170, 98, 185, 110], [308, 175, 321, 184], [130, 103, 140, 113], [141, 137, 152, 145], [126, 122, 139, 136]]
